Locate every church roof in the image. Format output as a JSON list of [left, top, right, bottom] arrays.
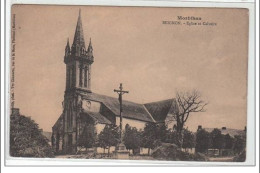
[[82, 111, 111, 124], [52, 94, 178, 132], [52, 113, 63, 133], [144, 99, 177, 123], [81, 92, 155, 122]]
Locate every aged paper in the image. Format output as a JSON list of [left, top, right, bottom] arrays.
[[10, 5, 248, 162]]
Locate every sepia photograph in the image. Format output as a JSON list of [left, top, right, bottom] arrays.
[[9, 5, 249, 162]]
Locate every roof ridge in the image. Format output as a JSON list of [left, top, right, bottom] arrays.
[[144, 98, 175, 105], [142, 105, 156, 123], [91, 92, 144, 105]]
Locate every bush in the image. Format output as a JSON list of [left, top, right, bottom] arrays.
[[233, 150, 246, 162], [152, 143, 208, 161], [193, 152, 208, 161], [10, 114, 54, 158]]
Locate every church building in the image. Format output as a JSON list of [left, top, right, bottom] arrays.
[[52, 10, 177, 154]]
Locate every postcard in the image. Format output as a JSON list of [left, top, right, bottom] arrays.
[[9, 5, 249, 163]]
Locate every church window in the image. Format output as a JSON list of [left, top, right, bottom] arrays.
[[79, 64, 83, 87], [67, 109, 70, 128], [66, 67, 70, 89], [81, 66, 85, 87], [68, 103, 73, 128], [88, 66, 91, 86], [69, 68, 73, 88], [70, 108, 73, 128], [84, 66, 88, 87], [72, 66, 75, 87]]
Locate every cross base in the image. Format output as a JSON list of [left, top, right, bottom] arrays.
[[113, 142, 130, 159]]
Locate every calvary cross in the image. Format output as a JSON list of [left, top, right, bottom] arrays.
[[114, 83, 129, 143]]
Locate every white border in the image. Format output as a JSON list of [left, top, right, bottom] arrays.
[[3, 0, 257, 167]]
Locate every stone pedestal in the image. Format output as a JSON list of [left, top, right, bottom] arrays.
[[113, 143, 130, 159]]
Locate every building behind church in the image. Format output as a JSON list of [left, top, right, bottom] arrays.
[[51, 10, 178, 154]]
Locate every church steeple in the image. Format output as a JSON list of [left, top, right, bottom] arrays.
[[71, 9, 86, 56], [64, 9, 94, 93], [62, 9, 95, 155]]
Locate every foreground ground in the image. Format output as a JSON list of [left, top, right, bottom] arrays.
[[55, 153, 235, 162], [208, 156, 234, 162]]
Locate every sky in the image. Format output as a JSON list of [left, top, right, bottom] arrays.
[[11, 5, 249, 132]]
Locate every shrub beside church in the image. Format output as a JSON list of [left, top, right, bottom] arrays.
[[10, 108, 54, 158]]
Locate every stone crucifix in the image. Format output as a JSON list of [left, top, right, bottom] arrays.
[[114, 83, 129, 143]]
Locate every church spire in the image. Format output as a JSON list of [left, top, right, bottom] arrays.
[[65, 38, 70, 55], [88, 38, 93, 52], [71, 9, 85, 55], [63, 10, 94, 93], [66, 38, 70, 49]]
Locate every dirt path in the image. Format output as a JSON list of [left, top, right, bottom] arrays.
[[208, 157, 234, 162]]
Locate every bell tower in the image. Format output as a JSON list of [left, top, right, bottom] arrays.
[[62, 9, 94, 154], [64, 9, 94, 93]]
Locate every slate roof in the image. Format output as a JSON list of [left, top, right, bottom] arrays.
[[52, 93, 178, 133], [52, 113, 63, 133], [81, 92, 155, 122], [144, 99, 177, 123], [82, 110, 111, 124]]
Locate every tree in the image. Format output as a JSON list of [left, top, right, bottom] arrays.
[[233, 135, 246, 155], [97, 124, 119, 156], [166, 130, 180, 146], [182, 129, 195, 151], [141, 122, 169, 154], [223, 134, 234, 150], [10, 113, 54, 157], [123, 124, 141, 154], [210, 128, 224, 150], [141, 122, 158, 155], [78, 123, 97, 150], [195, 129, 211, 153], [156, 123, 169, 143], [172, 90, 208, 147]]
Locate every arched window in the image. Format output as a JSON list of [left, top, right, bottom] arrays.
[[67, 107, 70, 128], [84, 66, 88, 87], [69, 68, 73, 88], [88, 66, 91, 88], [66, 67, 70, 89], [67, 103, 73, 128], [72, 66, 75, 87], [79, 64, 83, 87], [70, 108, 73, 128]]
